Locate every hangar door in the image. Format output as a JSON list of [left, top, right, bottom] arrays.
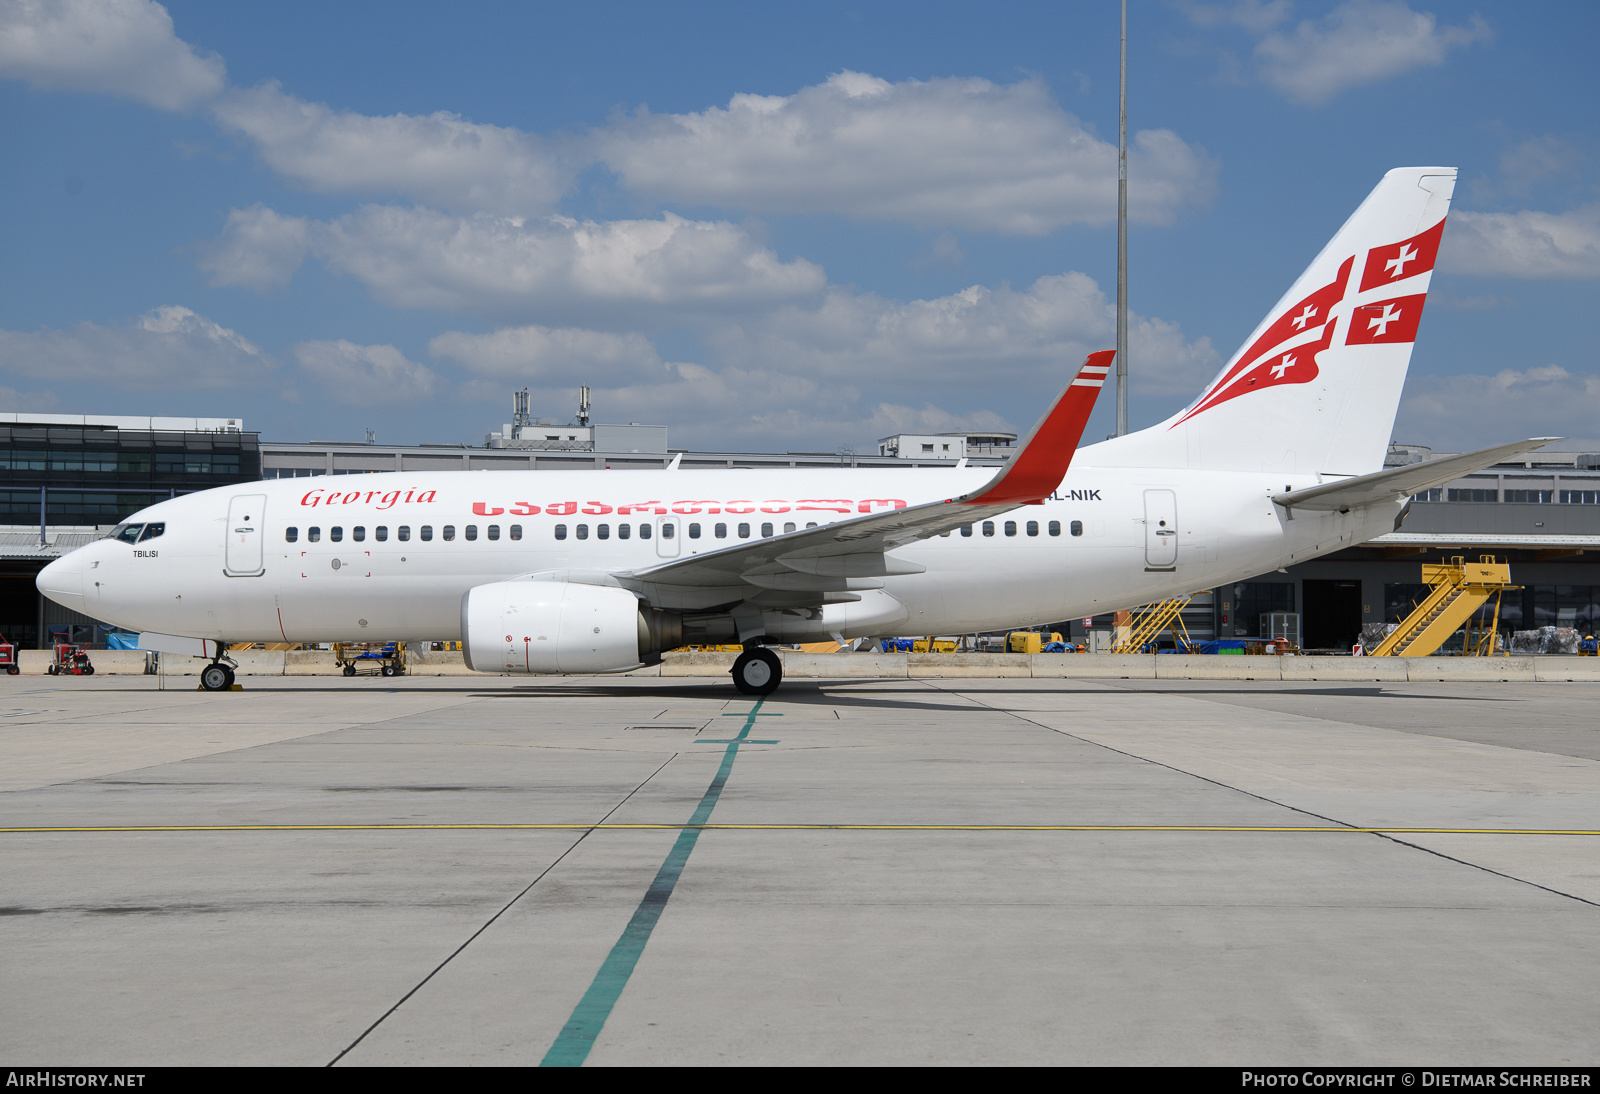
[[1143, 489, 1178, 570], [225, 494, 266, 577]]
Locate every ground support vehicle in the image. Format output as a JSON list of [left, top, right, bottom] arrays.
[[333, 642, 407, 678], [47, 643, 94, 676]]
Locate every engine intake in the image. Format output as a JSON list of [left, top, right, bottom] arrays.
[[461, 580, 679, 674]]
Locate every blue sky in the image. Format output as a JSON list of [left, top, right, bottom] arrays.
[[1, 0, 1596, 451]]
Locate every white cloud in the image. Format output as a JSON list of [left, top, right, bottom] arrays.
[[0, 0, 224, 110], [291, 340, 438, 405], [1254, 1, 1490, 105], [1398, 365, 1600, 451], [0, 305, 269, 387], [1440, 206, 1600, 279], [429, 325, 668, 386], [198, 204, 310, 290], [211, 82, 569, 215], [1178, 0, 1292, 34], [592, 71, 1217, 233], [0, 383, 59, 411], [212, 204, 827, 317]]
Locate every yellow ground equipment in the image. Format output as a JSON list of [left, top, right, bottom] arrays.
[[1112, 597, 1193, 653], [1370, 556, 1518, 658]]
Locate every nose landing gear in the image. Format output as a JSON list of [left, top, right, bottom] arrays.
[[199, 653, 238, 692], [730, 646, 782, 695]]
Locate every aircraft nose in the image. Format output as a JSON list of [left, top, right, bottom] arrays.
[[36, 553, 86, 615]]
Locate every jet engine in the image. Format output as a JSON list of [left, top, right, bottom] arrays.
[[461, 580, 680, 674]]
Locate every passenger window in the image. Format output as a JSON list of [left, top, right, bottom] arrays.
[[760, 522, 773, 537], [688, 523, 700, 539], [1026, 521, 1039, 537], [618, 523, 630, 540], [1070, 520, 1084, 537], [738, 523, 751, 538], [1004, 521, 1017, 537], [397, 526, 410, 542], [375, 526, 388, 542], [138, 523, 165, 542], [783, 522, 795, 533], [1048, 521, 1061, 536], [639, 524, 651, 540], [806, 522, 818, 529], [554, 524, 567, 540], [465, 525, 478, 541], [715, 523, 727, 539], [309, 527, 322, 542], [960, 525, 972, 537], [981, 522, 994, 537], [286, 527, 299, 543], [487, 525, 500, 541], [353, 526, 366, 542], [661, 523, 675, 539], [442, 525, 455, 541], [597, 524, 609, 540], [331, 526, 343, 542], [510, 525, 522, 540], [576, 524, 589, 540], [420, 526, 433, 542]]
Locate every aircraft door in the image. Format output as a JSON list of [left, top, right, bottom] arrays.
[[225, 494, 267, 576], [655, 516, 681, 558], [1143, 489, 1178, 570]]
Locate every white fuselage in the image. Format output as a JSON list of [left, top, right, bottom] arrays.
[[39, 446, 1399, 645]]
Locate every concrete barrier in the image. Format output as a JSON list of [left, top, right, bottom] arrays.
[[909, 652, 1030, 678], [1155, 654, 1280, 681], [1030, 653, 1157, 679], [1533, 660, 1600, 682], [661, 651, 740, 677], [1279, 655, 1408, 682], [1405, 656, 1534, 682], [782, 651, 906, 678]]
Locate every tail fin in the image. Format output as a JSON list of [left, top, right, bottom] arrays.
[[1109, 167, 1456, 476]]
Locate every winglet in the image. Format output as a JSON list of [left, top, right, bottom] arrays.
[[959, 350, 1112, 507]]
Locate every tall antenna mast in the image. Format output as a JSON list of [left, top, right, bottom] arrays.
[[1116, 0, 1129, 436]]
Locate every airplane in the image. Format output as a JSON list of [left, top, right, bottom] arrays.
[[36, 166, 1555, 696]]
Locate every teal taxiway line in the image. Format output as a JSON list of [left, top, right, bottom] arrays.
[[540, 699, 778, 1067]]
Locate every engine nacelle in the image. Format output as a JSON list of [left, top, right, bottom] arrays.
[[461, 580, 678, 674]]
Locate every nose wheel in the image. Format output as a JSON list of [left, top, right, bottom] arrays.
[[731, 647, 782, 695], [199, 663, 236, 691]]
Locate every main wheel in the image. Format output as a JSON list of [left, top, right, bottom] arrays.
[[731, 647, 782, 695], [343, 664, 356, 677], [380, 664, 396, 677], [200, 663, 231, 691]]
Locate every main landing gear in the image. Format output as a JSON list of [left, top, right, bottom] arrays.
[[199, 655, 237, 692], [730, 646, 782, 696]]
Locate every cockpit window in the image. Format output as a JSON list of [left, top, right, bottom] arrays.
[[112, 524, 143, 544], [137, 523, 165, 543]]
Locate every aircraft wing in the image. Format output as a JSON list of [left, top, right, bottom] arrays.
[[622, 351, 1112, 592], [1273, 437, 1562, 512]]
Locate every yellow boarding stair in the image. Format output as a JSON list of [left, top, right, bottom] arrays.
[[1113, 596, 1193, 654], [1370, 556, 1518, 658]]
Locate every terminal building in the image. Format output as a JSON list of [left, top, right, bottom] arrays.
[[2, 407, 1596, 653]]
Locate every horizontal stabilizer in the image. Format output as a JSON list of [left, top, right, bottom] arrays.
[[1273, 438, 1562, 512]]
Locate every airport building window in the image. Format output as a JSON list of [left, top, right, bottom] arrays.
[[285, 526, 298, 543], [553, 524, 566, 540], [982, 521, 994, 537], [509, 525, 521, 540], [1448, 488, 1497, 503], [1048, 521, 1061, 536], [575, 524, 588, 540], [465, 525, 478, 541], [1026, 521, 1039, 537], [308, 527, 321, 543], [330, 526, 343, 542], [661, 522, 675, 539], [715, 523, 727, 538], [1004, 521, 1017, 537], [442, 525, 455, 541], [375, 526, 387, 542], [783, 522, 796, 533], [1070, 520, 1083, 537], [597, 524, 609, 540], [1413, 488, 1444, 502], [1530, 585, 1599, 628], [1231, 582, 1295, 637], [688, 523, 701, 538], [1562, 491, 1600, 505], [639, 523, 651, 539], [1384, 583, 1432, 625], [618, 523, 630, 540], [487, 525, 499, 540], [760, 522, 773, 537], [1504, 490, 1552, 504], [420, 526, 433, 542], [352, 526, 365, 542], [960, 524, 972, 537], [397, 526, 410, 542]]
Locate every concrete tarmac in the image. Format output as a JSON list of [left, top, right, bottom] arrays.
[[2, 674, 1597, 1066]]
